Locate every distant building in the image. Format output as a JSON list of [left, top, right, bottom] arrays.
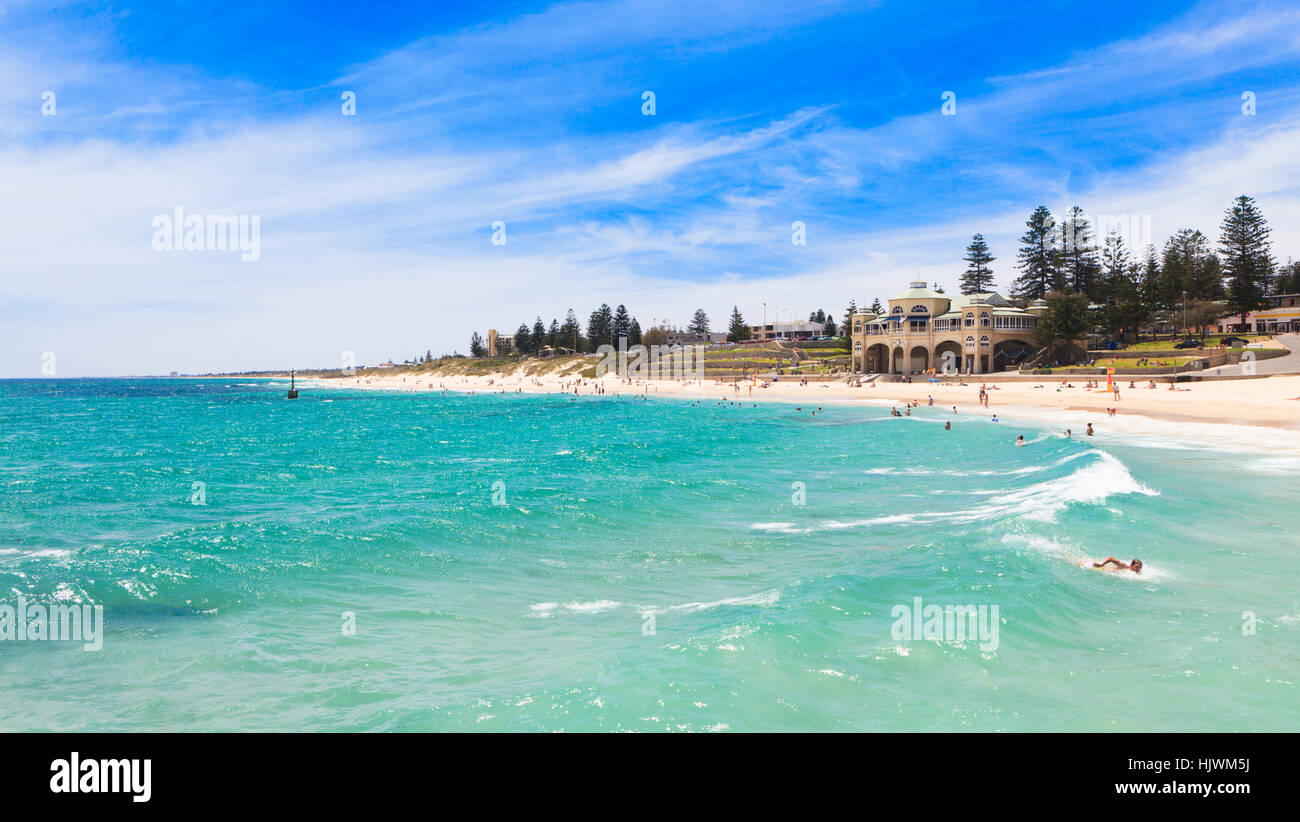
[[1212, 293, 1300, 334], [850, 281, 1044, 374], [487, 329, 499, 356], [665, 331, 726, 346], [748, 321, 826, 341]]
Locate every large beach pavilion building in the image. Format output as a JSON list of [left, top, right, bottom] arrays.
[[849, 281, 1044, 375]]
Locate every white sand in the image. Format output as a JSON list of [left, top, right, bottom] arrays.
[[315, 367, 1300, 434]]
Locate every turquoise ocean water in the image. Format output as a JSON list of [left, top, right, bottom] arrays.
[[1, 378, 1297, 731]]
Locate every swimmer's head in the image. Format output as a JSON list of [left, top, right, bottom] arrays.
[[1130, 559, 1143, 572]]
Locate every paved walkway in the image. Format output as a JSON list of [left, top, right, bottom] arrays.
[[1201, 334, 1300, 375]]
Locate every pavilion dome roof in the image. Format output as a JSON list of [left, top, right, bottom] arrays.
[[891, 280, 947, 300]]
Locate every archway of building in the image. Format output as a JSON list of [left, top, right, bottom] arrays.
[[993, 339, 1034, 370], [933, 340, 963, 376], [909, 346, 929, 373], [891, 347, 906, 374], [865, 343, 890, 373]]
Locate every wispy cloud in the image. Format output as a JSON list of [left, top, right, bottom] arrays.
[[3, 0, 1300, 375]]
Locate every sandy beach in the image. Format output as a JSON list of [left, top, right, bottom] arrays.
[[315, 368, 1300, 435]]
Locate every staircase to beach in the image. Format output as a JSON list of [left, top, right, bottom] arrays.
[[1018, 347, 1051, 372]]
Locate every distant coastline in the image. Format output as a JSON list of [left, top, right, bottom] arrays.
[[304, 361, 1300, 438]]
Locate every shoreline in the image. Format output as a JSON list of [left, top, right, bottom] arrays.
[[307, 368, 1300, 440]]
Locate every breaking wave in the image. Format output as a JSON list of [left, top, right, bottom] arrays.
[[754, 451, 1155, 534]]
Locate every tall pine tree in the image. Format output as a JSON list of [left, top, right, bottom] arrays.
[[960, 234, 996, 294], [1011, 206, 1060, 302], [560, 309, 582, 352], [841, 300, 858, 337], [586, 304, 614, 349], [1276, 259, 1300, 294], [726, 306, 751, 342], [612, 304, 632, 344], [1161, 229, 1221, 306], [1139, 245, 1161, 310], [531, 317, 546, 352], [1098, 232, 1146, 336], [1059, 206, 1099, 296], [1219, 194, 1274, 326], [514, 322, 533, 355]]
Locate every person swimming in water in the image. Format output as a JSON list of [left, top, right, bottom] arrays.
[[1093, 557, 1143, 573], [1016, 435, 1025, 446]]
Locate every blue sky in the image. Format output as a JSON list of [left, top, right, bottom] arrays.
[[3, 0, 1300, 375]]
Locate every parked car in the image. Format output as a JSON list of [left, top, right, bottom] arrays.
[[1219, 336, 1249, 347], [1173, 338, 1202, 349]]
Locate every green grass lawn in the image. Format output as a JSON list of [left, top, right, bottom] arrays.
[[1094, 356, 1201, 368], [1111, 335, 1264, 352]]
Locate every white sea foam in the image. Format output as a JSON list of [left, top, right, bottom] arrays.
[[528, 602, 559, 618], [0, 547, 72, 560], [1001, 533, 1170, 581], [863, 453, 1082, 478], [1244, 457, 1300, 475], [750, 521, 798, 532], [987, 402, 1300, 456], [1001, 532, 1080, 560], [754, 451, 1156, 533], [644, 589, 781, 616], [563, 599, 622, 613], [528, 599, 623, 616], [981, 451, 1157, 522], [532, 589, 781, 619]]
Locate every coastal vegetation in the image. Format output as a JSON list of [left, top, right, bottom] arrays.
[[993, 194, 1286, 343], [367, 195, 1289, 375]]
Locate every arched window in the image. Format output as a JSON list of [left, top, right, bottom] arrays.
[[910, 304, 930, 314], [892, 305, 904, 314], [964, 312, 974, 327], [980, 313, 990, 327]]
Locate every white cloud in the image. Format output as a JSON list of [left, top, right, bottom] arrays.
[[4, 0, 1300, 376]]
